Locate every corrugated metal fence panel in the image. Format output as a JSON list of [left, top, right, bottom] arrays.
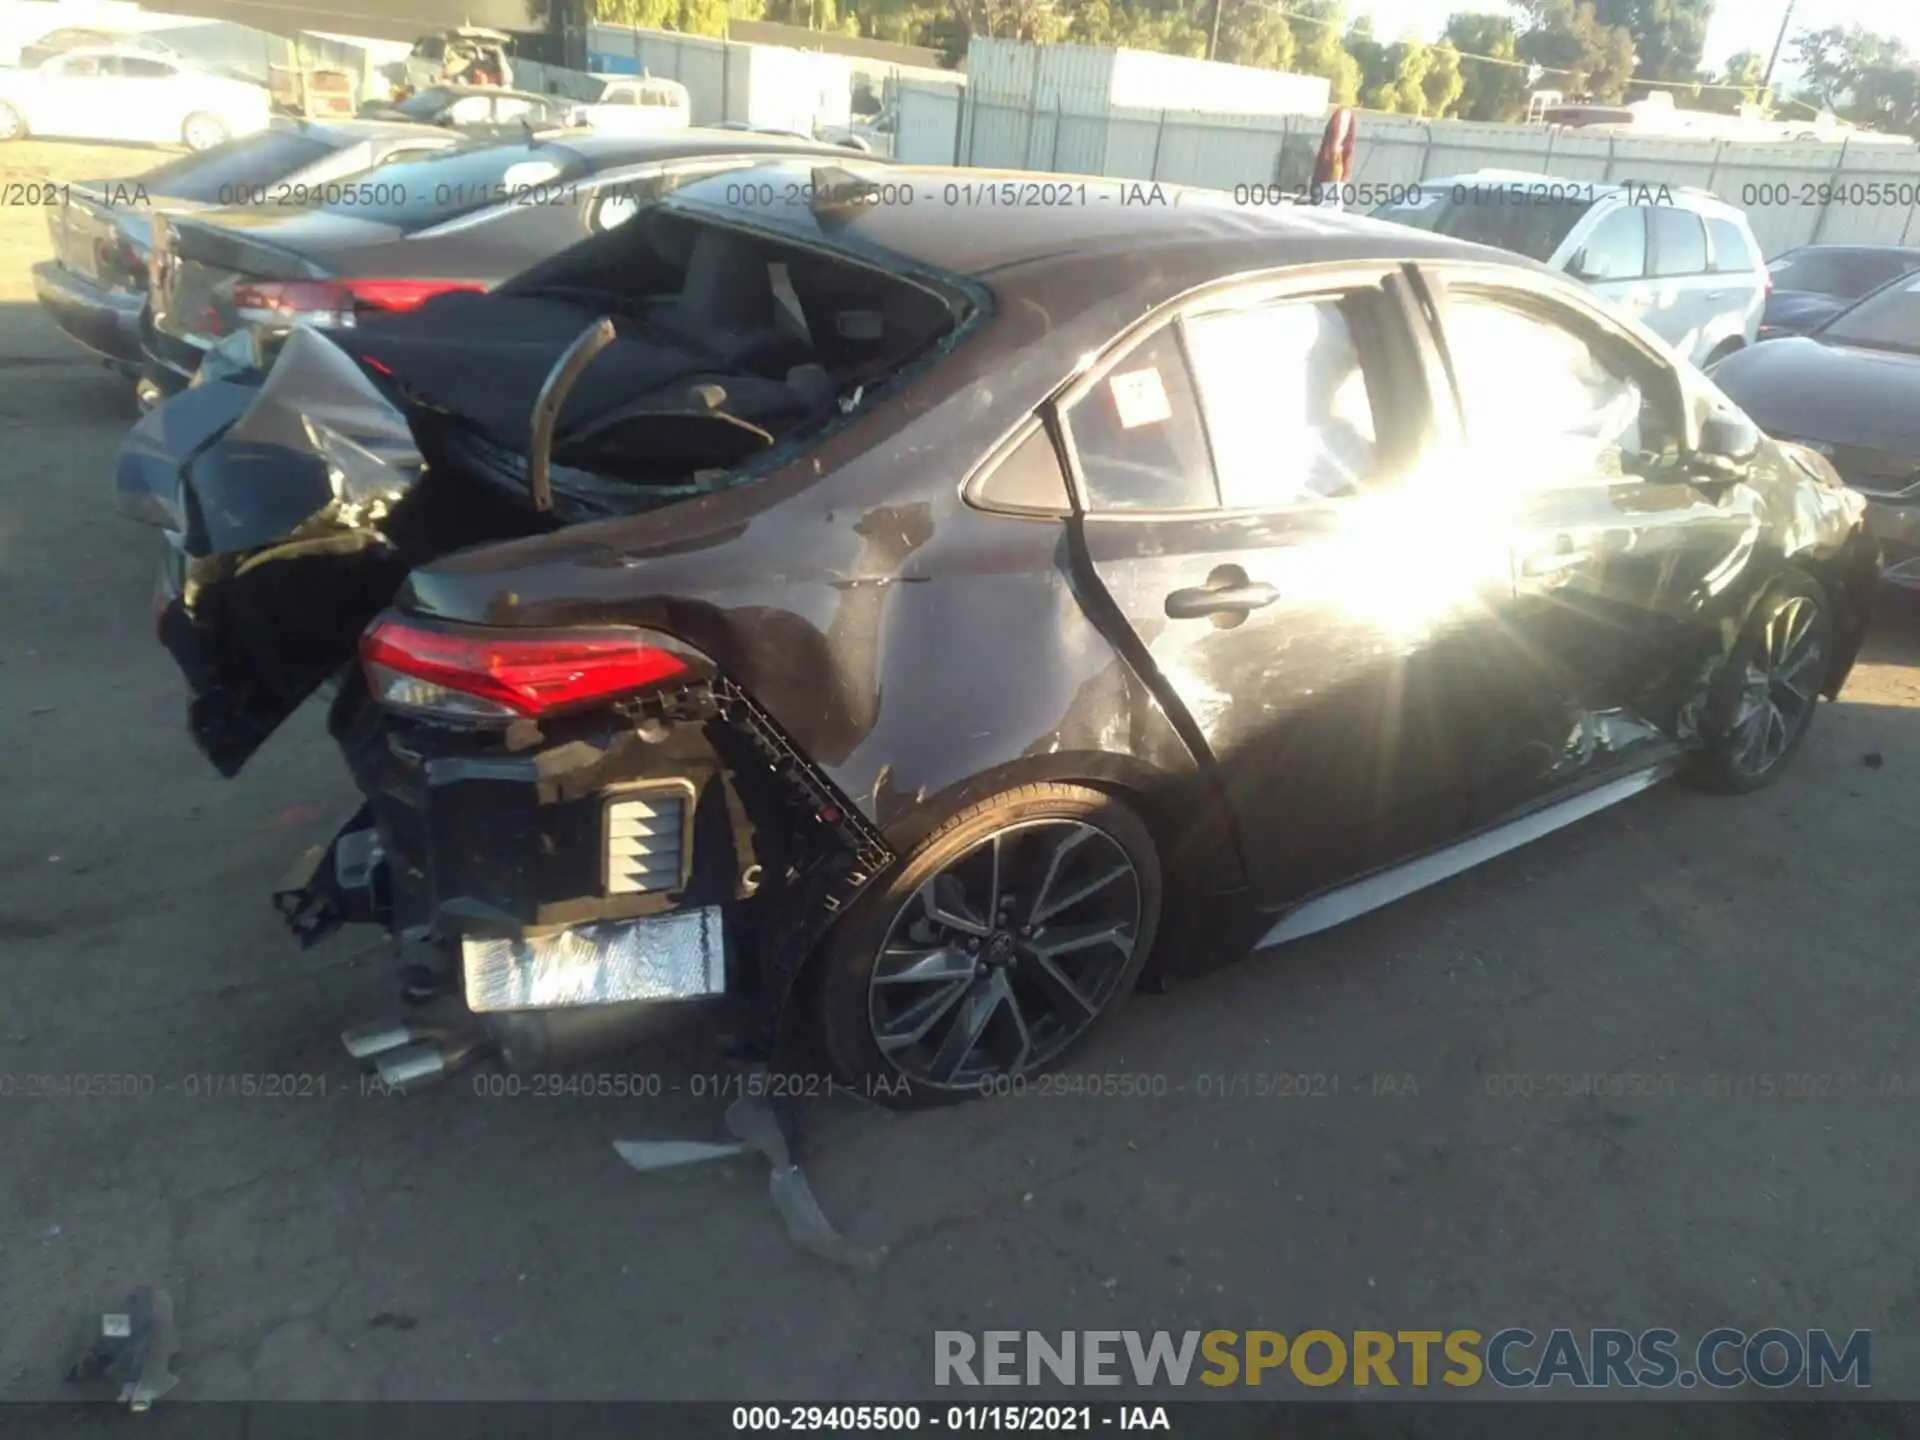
[[1108, 48, 1327, 116], [895, 76, 963, 163], [1109, 107, 1289, 188], [586, 25, 741, 125]]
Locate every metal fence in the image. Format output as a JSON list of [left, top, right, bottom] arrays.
[[897, 80, 1920, 256]]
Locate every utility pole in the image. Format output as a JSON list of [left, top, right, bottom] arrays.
[[1761, 0, 1798, 90], [1207, 0, 1223, 62]]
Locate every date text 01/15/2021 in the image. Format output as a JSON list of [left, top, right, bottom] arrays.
[[731, 1406, 1171, 1432]]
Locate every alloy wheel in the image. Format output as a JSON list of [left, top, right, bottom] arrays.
[[183, 116, 226, 152], [0, 107, 21, 142], [1727, 595, 1823, 778], [866, 819, 1142, 1091]]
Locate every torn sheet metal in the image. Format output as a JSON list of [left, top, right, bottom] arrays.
[[615, 1090, 885, 1273], [64, 1287, 179, 1411]]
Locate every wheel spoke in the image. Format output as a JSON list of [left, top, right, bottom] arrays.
[[1031, 861, 1131, 925], [1026, 828, 1090, 927], [1774, 600, 1813, 666], [1026, 952, 1099, 1023], [1028, 920, 1134, 963], [873, 945, 975, 986], [1001, 981, 1035, 1076], [875, 975, 975, 1051], [1762, 702, 1788, 767], [919, 872, 990, 937], [926, 979, 1005, 1083]]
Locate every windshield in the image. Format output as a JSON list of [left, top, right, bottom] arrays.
[[136, 129, 337, 202], [1770, 248, 1920, 299], [1820, 273, 1920, 353], [1371, 192, 1593, 263], [296, 141, 588, 228]]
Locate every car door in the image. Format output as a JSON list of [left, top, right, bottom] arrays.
[[105, 54, 185, 143], [1060, 267, 1514, 904], [1645, 205, 1715, 362], [32, 52, 104, 136], [1564, 202, 1653, 330], [1415, 267, 1757, 821], [1703, 215, 1764, 348]]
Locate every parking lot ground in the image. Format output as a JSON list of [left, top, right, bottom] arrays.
[[2, 141, 1920, 1406]]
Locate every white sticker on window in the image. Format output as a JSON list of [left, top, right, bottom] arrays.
[[1907, 275, 1920, 292], [1109, 366, 1172, 429]]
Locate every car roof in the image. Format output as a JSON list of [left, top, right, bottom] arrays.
[[1423, 169, 1751, 221], [420, 84, 555, 103], [273, 116, 452, 143], [662, 159, 1526, 283], [554, 128, 876, 165], [1776, 243, 1920, 257]]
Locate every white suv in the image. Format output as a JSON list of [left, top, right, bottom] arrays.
[[1372, 169, 1768, 369]]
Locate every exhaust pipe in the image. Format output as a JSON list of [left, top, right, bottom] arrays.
[[373, 1035, 493, 1092], [341, 1020, 421, 1061]]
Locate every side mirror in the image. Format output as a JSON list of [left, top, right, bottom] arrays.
[[1692, 412, 1761, 479], [1566, 250, 1606, 282]]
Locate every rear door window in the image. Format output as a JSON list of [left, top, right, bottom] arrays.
[[1064, 326, 1217, 512], [1182, 296, 1380, 505], [1648, 207, 1709, 276], [1706, 217, 1757, 273], [1576, 206, 1647, 280]]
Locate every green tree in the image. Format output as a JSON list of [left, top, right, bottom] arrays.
[[1423, 40, 1464, 114], [1285, 0, 1361, 105], [1592, 0, 1710, 82], [1516, 0, 1636, 102], [1214, 0, 1297, 70], [1444, 11, 1529, 120]]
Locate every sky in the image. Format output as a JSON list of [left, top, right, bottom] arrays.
[[1351, 0, 1920, 74]]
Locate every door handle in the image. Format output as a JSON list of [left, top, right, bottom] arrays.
[[1705, 289, 1728, 300], [1165, 574, 1279, 619]]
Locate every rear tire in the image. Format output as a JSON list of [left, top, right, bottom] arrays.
[[1685, 571, 1832, 794], [0, 104, 25, 142], [181, 113, 227, 152], [813, 783, 1162, 1110]]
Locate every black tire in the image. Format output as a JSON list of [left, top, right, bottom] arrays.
[[813, 782, 1162, 1110], [181, 113, 228, 153], [1704, 338, 1742, 370], [1685, 570, 1833, 794]]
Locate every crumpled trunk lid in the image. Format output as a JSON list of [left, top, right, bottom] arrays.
[[123, 325, 549, 775]]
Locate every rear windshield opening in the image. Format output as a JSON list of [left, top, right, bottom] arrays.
[[356, 207, 970, 514], [1372, 194, 1593, 263]]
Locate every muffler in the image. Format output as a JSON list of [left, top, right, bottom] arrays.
[[486, 999, 707, 1072]]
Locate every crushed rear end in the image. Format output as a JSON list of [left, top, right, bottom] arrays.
[[124, 183, 968, 1079]]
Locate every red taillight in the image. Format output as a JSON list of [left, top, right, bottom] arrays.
[[360, 619, 695, 721], [230, 278, 482, 329]]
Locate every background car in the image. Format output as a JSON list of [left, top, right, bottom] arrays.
[[569, 75, 691, 134], [1759, 244, 1920, 339], [16, 25, 171, 69], [1372, 170, 1768, 368], [358, 84, 574, 135], [138, 128, 885, 405], [33, 118, 458, 378], [0, 45, 270, 151], [122, 164, 1877, 1102], [1710, 269, 1920, 588]]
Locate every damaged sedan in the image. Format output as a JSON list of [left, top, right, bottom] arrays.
[[121, 162, 1880, 1106]]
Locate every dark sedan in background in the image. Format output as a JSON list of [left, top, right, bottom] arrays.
[[1713, 270, 1920, 586], [119, 162, 1877, 1101], [1760, 244, 1920, 340], [139, 127, 877, 406], [33, 117, 455, 376]]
